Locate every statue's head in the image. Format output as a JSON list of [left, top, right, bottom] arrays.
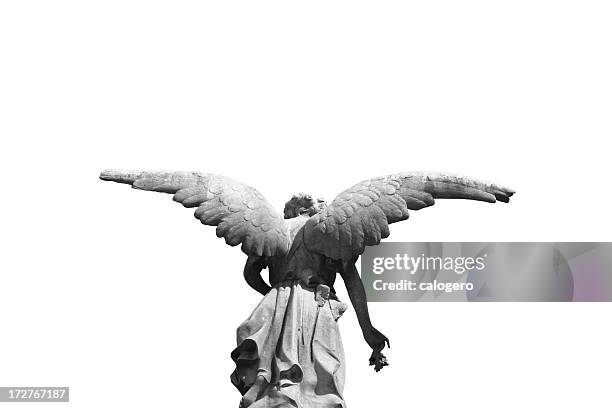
[[283, 193, 326, 219]]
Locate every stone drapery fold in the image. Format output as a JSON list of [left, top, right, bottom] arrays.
[[231, 281, 347, 408]]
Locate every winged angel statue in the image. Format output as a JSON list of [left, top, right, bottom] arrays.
[[100, 170, 513, 408]]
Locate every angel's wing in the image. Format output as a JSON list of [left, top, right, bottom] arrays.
[[303, 172, 514, 261], [100, 170, 290, 257]]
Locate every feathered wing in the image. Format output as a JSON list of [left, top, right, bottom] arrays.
[[100, 170, 290, 257], [303, 172, 514, 261]]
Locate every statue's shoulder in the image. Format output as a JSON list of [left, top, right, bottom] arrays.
[[285, 215, 310, 242]]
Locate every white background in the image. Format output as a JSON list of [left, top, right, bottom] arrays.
[[1, 1, 611, 407]]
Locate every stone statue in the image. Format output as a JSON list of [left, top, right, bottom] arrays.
[[100, 170, 514, 408]]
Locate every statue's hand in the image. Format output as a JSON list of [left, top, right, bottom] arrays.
[[364, 326, 390, 372], [364, 325, 390, 351]]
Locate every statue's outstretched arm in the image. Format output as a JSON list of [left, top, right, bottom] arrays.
[[243, 256, 271, 296], [340, 260, 390, 371]]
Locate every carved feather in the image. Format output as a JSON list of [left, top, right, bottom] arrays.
[[100, 170, 290, 257], [304, 172, 514, 261]]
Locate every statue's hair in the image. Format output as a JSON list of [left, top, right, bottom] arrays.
[[283, 193, 326, 219]]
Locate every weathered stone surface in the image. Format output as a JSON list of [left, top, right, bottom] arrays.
[[100, 170, 513, 407]]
